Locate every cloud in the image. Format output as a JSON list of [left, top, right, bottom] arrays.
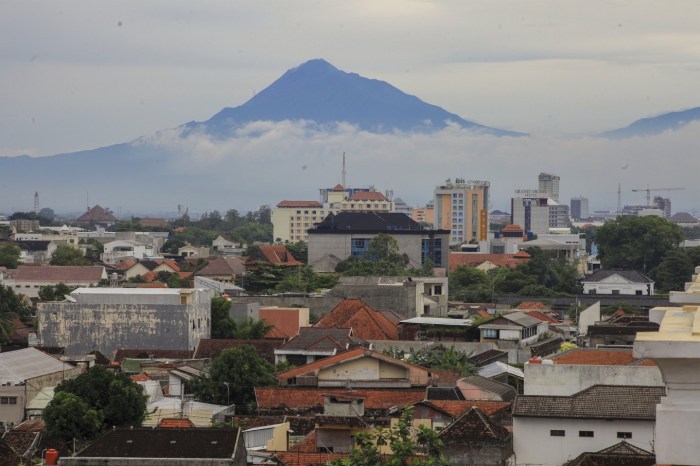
[[136, 120, 700, 214]]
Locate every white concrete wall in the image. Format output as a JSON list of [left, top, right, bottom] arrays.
[[513, 417, 655, 466], [524, 363, 664, 396]]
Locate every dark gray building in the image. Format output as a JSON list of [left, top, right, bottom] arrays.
[[307, 211, 449, 271]]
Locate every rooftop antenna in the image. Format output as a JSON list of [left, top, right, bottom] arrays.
[[34, 191, 39, 214], [86, 191, 90, 211], [342, 152, 346, 187]]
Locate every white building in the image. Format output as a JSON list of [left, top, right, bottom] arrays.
[[512, 384, 664, 466], [511, 190, 570, 236], [538, 172, 560, 202], [101, 239, 156, 264], [581, 269, 654, 295]]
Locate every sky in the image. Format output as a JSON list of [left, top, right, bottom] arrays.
[[1, 1, 699, 215]]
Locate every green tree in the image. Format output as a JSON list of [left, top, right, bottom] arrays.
[[330, 407, 447, 466], [335, 234, 412, 277], [50, 365, 147, 434], [0, 243, 21, 269], [653, 247, 700, 292], [0, 285, 32, 344], [43, 392, 103, 442], [50, 245, 88, 266], [211, 297, 236, 339], [286, 241, 308, 264], [595, 215, 683, 273], [190, 346, 277, 407], [234, 318, 273, 339]]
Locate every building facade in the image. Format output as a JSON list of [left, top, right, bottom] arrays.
[[307, 212, 449, 270], [570, 196, 589, 220], [37, 288, 212, 357], [434, 179, 490, 246], [511, 191, 570, 235], [538, 172, 560, 202]]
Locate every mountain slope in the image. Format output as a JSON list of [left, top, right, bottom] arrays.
[[601, 106, 700, 139], [188, 59, 525, 137]]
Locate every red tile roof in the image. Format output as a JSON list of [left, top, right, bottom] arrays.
[[516, 301, 550, 310], [197, 256, 245, 276], [115, 259, 137, 270], [275, 347, 429, 381], [139, 218, 169, 228], [274, 452, 349, 466], [253, 245, 304, 267], [157, 418, 196, 428], [315, 298, 398, 340], [131, 373, 151, 382], [75, 205, 119, 223], [423, 400, 512, 418], [13, 265, 105, 282], [332, 184, 345, 191], [524, 310, 560, 324], [448, 253, 530, 271], [256, 387, 426, 410], [348, 191, 387, 202], [277, 200, 323, 208], [552, 348, 656, 366]]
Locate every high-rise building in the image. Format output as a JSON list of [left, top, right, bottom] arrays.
[[434, 178, 490, 246], [653, 196, 672, 219], [570, 197, 589, 220], [511, 190, 570, 235], [538, 173, 560, 202]]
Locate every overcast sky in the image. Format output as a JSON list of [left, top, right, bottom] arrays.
[[1, 1, 699, 214]]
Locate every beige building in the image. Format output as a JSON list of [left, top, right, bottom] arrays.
[[6, 265, 107, 298], [434, 178, 490, 246], [272, 184, 397, 243], [410, 205, 434, 226]]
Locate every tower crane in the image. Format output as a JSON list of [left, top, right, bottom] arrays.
[[631, 187, 684, 207]]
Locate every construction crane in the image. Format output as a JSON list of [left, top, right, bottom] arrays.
[[631, 187, 685, 207]]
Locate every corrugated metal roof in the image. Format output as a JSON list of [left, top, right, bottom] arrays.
[[478, 361, 524, 379], [0, 348, 75, 383], [400, 317, 473, 326]]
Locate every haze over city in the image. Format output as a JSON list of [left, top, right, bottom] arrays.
[[1, 1, 699, 214]]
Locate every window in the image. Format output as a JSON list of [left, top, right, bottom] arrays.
[[482, 328, 498, 339], [579, 431, 594, 438], [0, 397, 16, 405], [550, 430, 565, 437], [617, 432, 632, 439]]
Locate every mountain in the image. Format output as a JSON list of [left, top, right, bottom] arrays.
[[186, 59, 525, 137], [601, 106, 700, 139]]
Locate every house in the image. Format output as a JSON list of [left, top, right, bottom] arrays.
[[457, 375, 516, 402], [314, 298, 398, 340], [565, 442, 655, 466], [247, 244, 303, 267], [275, 347, 447, 388], [178, 244, 210, 259], [411, 400, 512, 431], [398, 316, 473, 341], [259, 306, 310, 339], [196, 256, 245, 284], [586, 313, 660, 347], [0, 348, 81, 427], [60, 427, 246, 465], [101, 239, 157, 264], [255, 386, 426, 416], [37, 287, 212, 357], [525, 348, 663, 397], [478, 311, 549, 347], [74, 205, 119, 227], [307, 211, 449, 270], [5, 265, 107, 298], [512, 385, 664, 466], [468, 349, 509, 367], [212, 235, 240, 254], [439, 407, 513, 465], [581, 269, 655, 295], [448, 251, 531, 272], [14, 240, 61, 264], [274, 327, 368, 365], [119, 258, 180, 281]]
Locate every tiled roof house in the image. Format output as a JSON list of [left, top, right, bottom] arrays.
[[314, 298, 398, 340]]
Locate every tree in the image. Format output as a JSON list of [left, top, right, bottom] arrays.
[[38, 283, 74, 301], [653, 247, 700, 292], [335, 234, 412, 277], [190, 346, 278, 407], [50, 245, 88, 266], [0, 243, 21, 269], [43, 392, 103, 442], [595, 215, 683, 273], [211, 297, 236, 339], [329, 407, 447, 466], [0, 285, 32, 344], [49, 365, 147, 436], [286, 241, 308, 264]]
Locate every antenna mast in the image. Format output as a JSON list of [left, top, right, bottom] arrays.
[[617, 183, 621, 214], [342, 152, 346, 187], [34, 191, 39, 214]]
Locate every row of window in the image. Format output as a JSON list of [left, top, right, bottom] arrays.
[[0, 397, 17, 405], [550, 430, 632, 439]]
